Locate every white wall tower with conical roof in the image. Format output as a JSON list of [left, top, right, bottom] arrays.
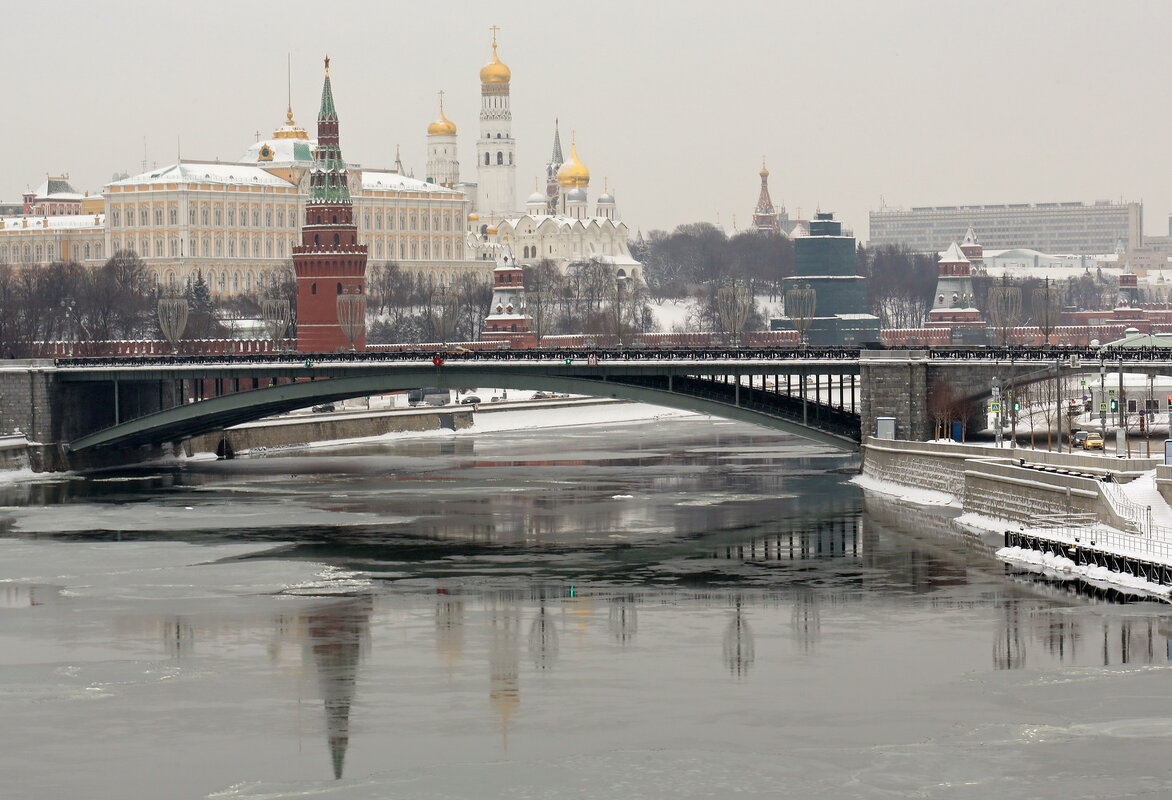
[[476, 27, 517, 225]]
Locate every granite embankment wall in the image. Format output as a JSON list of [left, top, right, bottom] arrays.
[[186, 406, 475, 454], [861, 437, 1163, 526]]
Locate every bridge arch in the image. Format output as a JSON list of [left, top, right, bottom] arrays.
[[67, 368, 860, 453]]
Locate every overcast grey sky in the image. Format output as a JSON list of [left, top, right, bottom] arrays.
[[9, 0, 1172, 242]]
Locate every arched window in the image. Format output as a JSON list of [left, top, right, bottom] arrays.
[[314, 234, 320, 245], [216, 240, 223, 257], [169, 207, 177, 224], [112, 210, 121, 226], [47, 244, 55, 261], [311, 282, 317, 295], [484, 153, 490, 166], [265, 209, 272, 227], [509, 152, 513, 165], [232, 273, 239, 293], [227, 208, 235, 226], [215, 208, 222, 225], [336, 282, 342, 294], [496, 133, 501, 139], [497, 152, 503, 165], [265, 239, 272, 258], [332, 214, 337, 224], [140, 209, 148, 225], [253, 210, 260, 227], [218, 273, 226, 292], [189, 208, 196, 225], [400, 243, 406, 259], [154, 208, 163, 225], [333, 233, 340, 246], [84, 243, 91, 260], [228, 239, 235, 257]]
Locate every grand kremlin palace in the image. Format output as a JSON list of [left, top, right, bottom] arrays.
[[0, 108, 471, 296], [0, 37, 639, 295]]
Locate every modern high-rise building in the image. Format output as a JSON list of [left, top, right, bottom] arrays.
[[869, 200, 1142, 255]]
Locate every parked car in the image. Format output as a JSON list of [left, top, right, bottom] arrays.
[[1072, 430, 1089, 448], [1084, 432, 1105, 450], [460, 396, 481, 405]]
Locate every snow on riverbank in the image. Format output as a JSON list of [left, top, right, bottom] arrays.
[[996, 545, 1171, 599], [853, 470, 1172, 600], [849, 472, 957, 506]]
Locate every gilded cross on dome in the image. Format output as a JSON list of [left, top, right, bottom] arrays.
[[324, 55, 330, 75]]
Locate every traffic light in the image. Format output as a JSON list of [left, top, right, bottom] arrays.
[[1110, 399, 1119, 412], [1013, 401, 1021, 412]]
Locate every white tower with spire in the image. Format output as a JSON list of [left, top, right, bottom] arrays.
[[426, 91, 459, 188], [476, 27, 516, 224]]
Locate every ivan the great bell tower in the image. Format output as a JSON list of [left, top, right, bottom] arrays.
[[292, 57, 368, 352]]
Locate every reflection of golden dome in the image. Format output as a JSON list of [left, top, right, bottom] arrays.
[[480, 41, 511, 84], [557, 141, 590, 188], [427, 95, 457, 136]]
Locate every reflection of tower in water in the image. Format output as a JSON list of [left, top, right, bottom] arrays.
[[162, 615, 195, 659], [528, 604, 559, 670], [722, 599, 755, 677], [791, 590, 821, 654], [303, 596, 371, 780], [435, 590, 465, 676], [487, 593, 522, 748], [993, 598, 1027, 670], [608, 595, 638, 645]]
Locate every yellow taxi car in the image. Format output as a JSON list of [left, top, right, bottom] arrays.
[[1084, 432, 1105, 450]]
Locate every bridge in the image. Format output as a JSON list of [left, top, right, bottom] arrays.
[[4, 344, 1172, 469]]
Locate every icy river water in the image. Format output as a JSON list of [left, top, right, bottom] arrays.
[[2, 414, 1172, 799]]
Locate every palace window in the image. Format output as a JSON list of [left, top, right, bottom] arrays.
[[266, 209, 272, 227], [189, 208, 196, 225], [497, 152, 503, 165], [112, 210, 120, 226], [253, 210, 260, 227], [227, 209, 235, 226], [169, 207, 177, 225], [216, 240, 223, 257], [140, 209, 148, 225], [215, 208, 222, 225], [155, 208, 163, 225], [484, 153, 490, 166], [228, 239, 235, 257]]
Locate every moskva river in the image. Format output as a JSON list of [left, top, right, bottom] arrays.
[[1, 414, 1170, 799]]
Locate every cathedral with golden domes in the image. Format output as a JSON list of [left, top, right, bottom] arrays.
[[426, 30, 640, 278]]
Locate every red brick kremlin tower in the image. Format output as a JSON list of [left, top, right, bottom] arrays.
[[293, 56, 368, 352]]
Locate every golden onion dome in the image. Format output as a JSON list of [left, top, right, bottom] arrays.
[[480, 41, 511, 84], [427, 110, 457, 136], [468, 213, 480, 221], [557, 141, 590, 188], [486, 225, 499, 235]]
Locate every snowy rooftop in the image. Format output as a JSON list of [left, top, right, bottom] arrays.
[[939, 242, 969, 263], [360, 170, 462, 196], [239, 138, 316, 165], [108, 162, 296, 189], [0, 213, 104, 231]]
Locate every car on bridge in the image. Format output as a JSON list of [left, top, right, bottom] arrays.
[[1071, 430, 1088, 448], [1084, 432, 1105, 450]]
